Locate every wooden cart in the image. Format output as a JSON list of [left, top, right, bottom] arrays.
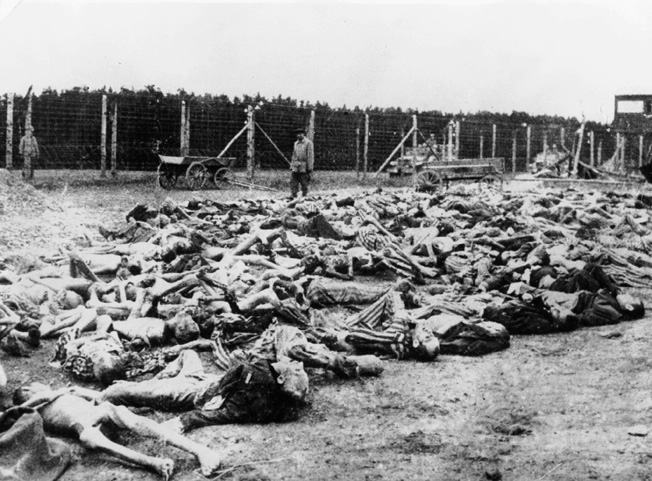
[[386, 148, 504, 192], [157, 155, 237, 190], [413, 157, 505, 192]]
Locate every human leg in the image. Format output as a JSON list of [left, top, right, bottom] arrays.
[[78, 425, 175, 479], [290, 172, 300, 198], [99, 402, 222, 476], [299, 172, 310, 196], [23, 155, 31, 179]]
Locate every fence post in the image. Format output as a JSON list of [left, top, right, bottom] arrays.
[[246, 105, 255, 180], [598, 139, 602, 165], [411, 115, 418, 183], [26, 92, 32, 130], [447, 121, 453, 161], [512, 131, 517, 174], [363, 113, 369, 179], [639, 134, 644, 167], [355, 126, 360, 179], [5, 93, 13, 170], [621, 135, 626, 166], [560, 127, 566, 150], [455, 120, 460, 158], [185, 103, 190, 156], [180, 101, 186, 156], [400, 128, 405, 159], [572, 122, 585, 175], [111, 101, 117, 176], [526, 125, 531, 171], [308, 110, 315, 142], [479, 135, 484, 159], [543, 131, 548, 158], [590, 131, 595, 166], [491, 124, 496, 158], [101, 94, 107, 177]]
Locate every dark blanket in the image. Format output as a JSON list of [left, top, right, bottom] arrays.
[[0, 407, 72, 481], [439, 321, 510, 356]]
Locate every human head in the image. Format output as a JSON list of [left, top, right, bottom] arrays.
[[94, 352, 127, 385], [26, 127, 34, 136], [13, 382, 51, 405], [169, 310, 200, 344], [272, 356, 309, 402], [54, 289, 84, 310], [295, 128, 306, 140], [411, 323, 440, 361]]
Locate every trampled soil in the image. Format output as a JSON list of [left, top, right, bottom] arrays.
[[2, 170, 652, 481]]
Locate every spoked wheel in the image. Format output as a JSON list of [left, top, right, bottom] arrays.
[[415, 170, 444, 193], [478, 174, 502, 192], [157, 163, 178, 190], [213, 167, 233, 188], [186, 162, 208, 190]]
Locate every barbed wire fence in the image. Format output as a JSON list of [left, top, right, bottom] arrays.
[[0, 89, 641, 180]]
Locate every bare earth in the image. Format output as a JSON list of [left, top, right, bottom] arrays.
[[2, 171, 652, 481]]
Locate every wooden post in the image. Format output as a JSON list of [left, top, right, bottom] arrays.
[[180, 101, 187, 156], [111, 101, 118, 176], [101, 94, 107, 177], [621, 135, 626, 167], [572, 122, 585, 175], [447, 122, 453, 161], [355, 126, 360, 179], [590, 131, 595, 167], [543, 131, 548, 158], [400, 128, 405, 159], [411, 115, 418, 183], [479, 135, 484, 159], [597, 139, 603, 166], [491, 124, 497, 158], [246, 105, 255, 180], [455, 120, 460, 158], [560, 127, 566, 150], [185, 103, 190, 156], [363, 113, 369, 179], [26, 92, 32, 130], [308, 110, 315, 142], [5, 93, 13, 169], [639, 134, 644, 167], [512, 131, 517, 173], [526, 125, 532, 171]]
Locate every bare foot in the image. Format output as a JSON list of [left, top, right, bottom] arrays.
[[161, 416, 184, 434], [196, 449, 222, 476]]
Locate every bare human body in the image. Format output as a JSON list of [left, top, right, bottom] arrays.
[[14, 384, 223, 479]]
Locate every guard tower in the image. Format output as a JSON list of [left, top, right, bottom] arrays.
[[612, 95, 652, 133]]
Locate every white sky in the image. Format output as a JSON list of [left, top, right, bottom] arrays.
[[0, 0, 651, 122]]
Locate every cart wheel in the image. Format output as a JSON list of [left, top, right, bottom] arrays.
[[186, 162, 208, 190], [213, 167, 233, 187], [415, 170, 444, 193], [157, 163, 178, 190], [478, 174, 502, 192]]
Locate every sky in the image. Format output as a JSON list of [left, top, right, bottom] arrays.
[[0, 0, 651, 123]]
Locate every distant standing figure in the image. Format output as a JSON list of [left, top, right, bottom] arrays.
[[19, 126, 39, 179], [290, 128, 314, 199]]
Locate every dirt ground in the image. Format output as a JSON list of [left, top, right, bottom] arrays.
[[2, 170, 652, 481]]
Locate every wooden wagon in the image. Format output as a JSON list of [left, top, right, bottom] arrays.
[[386, 147, 505, 192], [413, 157, 505, 192], [157, 155, 237, 190]]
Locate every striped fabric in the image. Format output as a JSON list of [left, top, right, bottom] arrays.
[[356, 226, 393, 252], [345, 291, 402, 329]]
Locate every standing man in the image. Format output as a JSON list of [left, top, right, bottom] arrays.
[[19, 126, 39, 180], [290, 127, 314, 199]]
